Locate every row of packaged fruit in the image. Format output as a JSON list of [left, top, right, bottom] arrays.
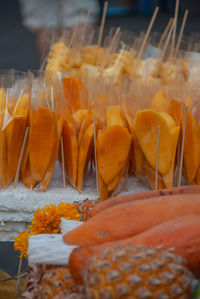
[[0, 70, 199, 199]]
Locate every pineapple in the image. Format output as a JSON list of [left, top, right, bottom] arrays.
[[39, 266, 79, 298], [82, 246, 198, 299], [21, 265, 80, 299]]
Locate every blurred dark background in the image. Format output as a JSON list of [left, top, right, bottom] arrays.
[[0, 0, 200, 277], [0, 0, 200, 72]]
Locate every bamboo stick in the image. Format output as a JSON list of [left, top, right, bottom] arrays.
[[98, 1, 108, 47], [175, 10, 189, 57], [132, 6, 159, 74], [155, 125, 160, 191]]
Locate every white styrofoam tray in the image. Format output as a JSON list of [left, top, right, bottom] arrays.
[[0, 163, 149, 241]]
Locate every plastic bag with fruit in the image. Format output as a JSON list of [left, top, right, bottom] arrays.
[[128, 79, 183, 190], [21, 71, 62, 191], [91, 76, 132, 200], [61, 70, 94, 191], [0, 70, 31, 189]]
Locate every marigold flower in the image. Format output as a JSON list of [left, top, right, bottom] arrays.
[[14, 230, 31, 258], [14, 202, 81, 258], [30, 203, 80, 235]]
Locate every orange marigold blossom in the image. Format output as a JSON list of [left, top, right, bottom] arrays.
[[14, 202, 81, 258], [14, 230, 32, 258]]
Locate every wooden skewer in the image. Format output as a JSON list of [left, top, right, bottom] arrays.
[[93, 116, 99, 193], [124, 165, 129, 192], [114, 43, 126, 69], [98, 1, 108, 47], [155, 125, 160, 191], [102, 27, 121, 69], [159, 19, 174, 62], [132, 6, 159, 74], [13, 127, 29, 188], [158, 18, 173, 49], [60, 137, 66, 188], [171, 0, 180, 56], [40, 55, 47, 71], [51, 86, 55, 112], [82, 8, 91, 44], [16, 257, 23, 297], [177, 106, 188, 187], [69, 10, 84, 48], [174, 9, 189, 57]]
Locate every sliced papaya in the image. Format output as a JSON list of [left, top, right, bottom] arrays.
[[6, 117, 27, 184], [40, 119, 63, 191], [163, 126, 180, 188], [0, 88, 7, 127], [182, 111, 200, 183], [62, 121, 78, 186], [134, 109, 172, 175], [97, 126, 132, 185], [29, 107, 55, 181], [77, 123, 94, 190], [169, 98, 183, 125], [73, 109, 89, 132], [107, 158, 128, 192], [98, 172, 109, 200], [77, 110, 93, 147]]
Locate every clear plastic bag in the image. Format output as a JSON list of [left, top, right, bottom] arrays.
[[0, 70, 31, 188]]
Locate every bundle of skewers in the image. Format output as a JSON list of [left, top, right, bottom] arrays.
[[1, 1, 200, 201]]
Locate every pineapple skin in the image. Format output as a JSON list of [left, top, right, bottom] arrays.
[[82, 246, 197, 299], [39, 266, 80, 299]]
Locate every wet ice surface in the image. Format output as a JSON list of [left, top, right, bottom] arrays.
[[0, 162, 149, 240]]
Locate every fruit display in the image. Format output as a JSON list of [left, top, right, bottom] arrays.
[[18, 187, 200, 298], [2, 2, 200, 298], [0, 69, 200, 198], [1, 3, 200, 198]]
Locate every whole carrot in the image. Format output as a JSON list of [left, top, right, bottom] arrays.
[[90, 185, 200, 217], [69, 214, 200, 284], [64, 194, 200, 247]]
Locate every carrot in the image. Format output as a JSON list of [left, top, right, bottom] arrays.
[[63, 194, 200, 247], [90, 185, 200, 217], [69, 214, 200, 283]]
